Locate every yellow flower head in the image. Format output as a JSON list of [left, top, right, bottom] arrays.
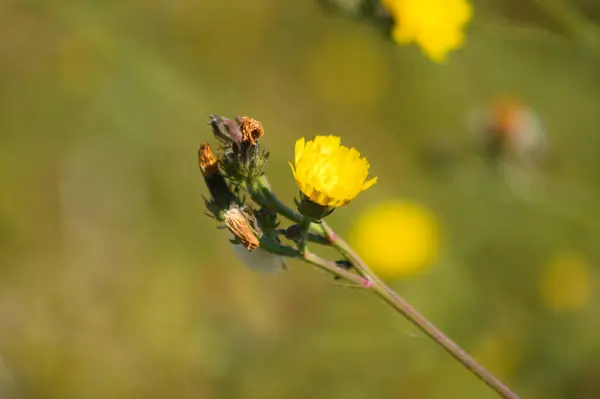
[[290, 136, 377, 207], [382, 0, 473, 63]]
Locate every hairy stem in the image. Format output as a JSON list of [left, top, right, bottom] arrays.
[[245, 177, 326, 236]]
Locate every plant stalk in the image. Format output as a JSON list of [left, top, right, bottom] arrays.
[[247, 177, 520, 399], [322, 223, 521, 399]]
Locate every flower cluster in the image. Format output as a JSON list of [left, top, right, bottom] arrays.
[[197, 115, 520, 398], [199, 114, 377, 274]]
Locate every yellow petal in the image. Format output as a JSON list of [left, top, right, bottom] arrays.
[[290, 135, 376, 207], [294, 137, 305, 166], [288, 161, 297, 181], [363, 177, 378, 191]]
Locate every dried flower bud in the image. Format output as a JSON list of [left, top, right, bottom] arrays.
[[199, 143, 219, 176], [214, 115, 270, 182], [208, 114, 243, 147], [470, 97, 548, 165], [239, 116, 264, 145], [224, 207, 261, 251], [198, 143, 237, 216]]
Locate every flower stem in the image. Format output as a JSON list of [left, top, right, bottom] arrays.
[[246, 177, 326, 237], [296, 217, 312, 253], [301, 250, 367, 286], [322, 223, 521, 399], [246, 177, 520, 398]]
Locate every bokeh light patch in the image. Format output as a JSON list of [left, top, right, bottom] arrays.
[[349, 200, 441, 278], [539, 252, 594, 312]]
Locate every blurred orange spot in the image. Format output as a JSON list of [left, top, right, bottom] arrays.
[[492, 96, 525, 136]]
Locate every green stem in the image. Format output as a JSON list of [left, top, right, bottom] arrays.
[[260, 244, 368, 286], [322, 223, 520, 399], [245, 176, 326, 237], [247, 176, 519, 398], [258, 238, 301, 258], [296, 217, 312, 253], [301, 251, 367, 286]]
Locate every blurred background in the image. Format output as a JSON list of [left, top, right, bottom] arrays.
[[1, 0, 600, 398]]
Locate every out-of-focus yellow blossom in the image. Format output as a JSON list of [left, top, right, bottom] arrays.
[[290, 136, 377, 207], [539, 252, 594, 311], [382, 0, 473, 63], [349, 200, 440, 278]]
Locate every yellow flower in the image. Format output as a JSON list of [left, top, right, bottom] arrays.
[[349, 200, 440, 278], [382, 0, 473, 63], [539, 252, 594, 311], [290, 136, 377, 207]]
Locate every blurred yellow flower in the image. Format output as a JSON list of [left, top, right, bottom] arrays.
[[349, 201, 440, 277], [539, 252, 594, 311], [382, 0, 473, 63], [290, 136, 377, 207]]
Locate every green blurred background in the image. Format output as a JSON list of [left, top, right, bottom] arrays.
[[1, 0, 600, 398]]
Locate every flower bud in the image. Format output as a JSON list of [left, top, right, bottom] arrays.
[[239, 116, 264, 145], [212, 114, 270, 182], [223, 206, 261, 251], [470, 97, 548, 166], [198, 143, 237, 218], [224, 206, 286, 273]]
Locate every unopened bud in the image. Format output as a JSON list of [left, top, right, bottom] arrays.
[[198, 143, 236, 214], [199, 143, 219, 176]]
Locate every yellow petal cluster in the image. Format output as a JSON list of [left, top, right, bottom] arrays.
[[290, 136, 377, 207], [382, 0, 473, 63]]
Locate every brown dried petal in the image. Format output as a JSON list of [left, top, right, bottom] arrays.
[[224, 207, 261, 251], [239, 116, 264, 145], [198, 143, 219, 175]]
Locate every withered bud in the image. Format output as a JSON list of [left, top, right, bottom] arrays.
[[208, 114, 243, 146], [224, 207, 261, 251], [199, 143, 237, 213], [239, 116, 264, 145], [198, 143, 219, 176]]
